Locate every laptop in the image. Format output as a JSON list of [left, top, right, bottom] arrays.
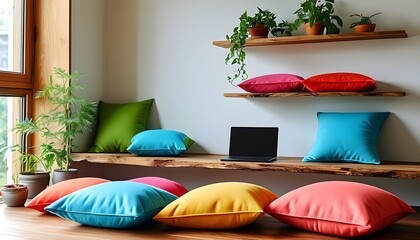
[[221, 127, 278, 162]]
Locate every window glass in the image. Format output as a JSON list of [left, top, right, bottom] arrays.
[[0, 0, 24, 73], [0, 96, 25, 185]]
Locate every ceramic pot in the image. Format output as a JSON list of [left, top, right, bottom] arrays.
[[52, 168, 78, 184], [354, 24, 376, 33], [248, 24, 269, 39], [19, 171, 50, 198], [1, 184, 28, 207], [305, 22, 325, 35]]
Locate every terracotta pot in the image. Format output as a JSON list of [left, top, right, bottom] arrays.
[[305, 22, 325, 35], [248, 24, 269, 39], [354, 24, 376, 33], [1, 184, 28, 207]]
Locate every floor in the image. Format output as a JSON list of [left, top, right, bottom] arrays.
[[0, 204, 419, 240]]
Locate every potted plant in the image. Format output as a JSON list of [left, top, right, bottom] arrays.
[[0, 151, 28, 207], [225, 8, 277, 84], [350, 12, 381, 33], [271, 20, 293, 37], [33, 68, 97, 184], [290, 0, 343, 35], [1, 182, 28, 207], [1, 120, 53, 199]]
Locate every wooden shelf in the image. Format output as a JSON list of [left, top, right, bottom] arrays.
[[72, 153, 420, 180], [224, 91, 406, 98], [213, 30, 408, 48]]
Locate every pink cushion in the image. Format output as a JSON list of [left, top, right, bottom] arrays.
[[264, 181, 415, 237], [303, 72, 376, 92], [238, 74, 304, 93], [26, 177, 110, 213], [129, 177, 188, 197]]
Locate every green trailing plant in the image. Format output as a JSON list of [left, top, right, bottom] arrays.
[[350, 12, 381, 29], [290, 0, 343, 34], [225, 8, 277, 85], [271, 20, 293, 37], [34, 68, 97, 171]]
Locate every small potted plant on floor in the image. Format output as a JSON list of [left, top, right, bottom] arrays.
[[0, 152, 28, 207], [34, 68, 97, 184], [2, 120, 53, 199], [1, 182, 28, 207], [350, 12, 381, 33], [290, 0, 343, 35], [225, 8, 277, 84]]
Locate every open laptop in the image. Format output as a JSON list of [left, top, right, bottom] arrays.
[[221, 127, 278, 162]]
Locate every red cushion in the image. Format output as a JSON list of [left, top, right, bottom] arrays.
[[264, 181, 415, 237], [129, 176, 188, 197], [238, 74, 304, 93], [26, 177, 110, 213], [303, 72, 376, 92]]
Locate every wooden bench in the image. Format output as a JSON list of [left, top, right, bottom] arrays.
[[72, 153, 420, 180]]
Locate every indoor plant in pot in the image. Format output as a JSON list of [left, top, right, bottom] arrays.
[[0, 147, 28, 207], [2, 120, 53, 199], [290, 0, 343, 35], [350, 12, 381, 33], [1, 181, 28, 207], [225, 8, 277, 84], [34, 68, 97, 184]]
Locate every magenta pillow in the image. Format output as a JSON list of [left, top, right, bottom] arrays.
[[264, 181, 415, 237], [238, 74, 304, 93], [302, 72, 376, 92], [128, 177, 188, 197]]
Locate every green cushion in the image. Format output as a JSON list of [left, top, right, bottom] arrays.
[[89, 99, 154, 152]]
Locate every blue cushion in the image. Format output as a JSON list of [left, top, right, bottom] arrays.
[[127, 130, 194, 156], [45, 181, 177, 228], [303, 112, 390, 164]]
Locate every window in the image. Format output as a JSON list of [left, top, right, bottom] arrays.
[[0, 0, 34, 89], [0, 95, 27, 185], [0, 0, 34, 185]]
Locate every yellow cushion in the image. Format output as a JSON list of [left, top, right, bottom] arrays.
[[153, 182, 277, 229]]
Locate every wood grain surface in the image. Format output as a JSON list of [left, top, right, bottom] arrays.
[[1, 204, 419, 240], [72, 153, 420, 180]]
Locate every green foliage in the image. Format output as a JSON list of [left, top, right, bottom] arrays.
[[271, 20, 293, 37], [350, 12, 381, 29], [225, 8, 277, 85], [3, 68, 97, 174], [33, 68, 97, 171], [290, 0, 343, 34]]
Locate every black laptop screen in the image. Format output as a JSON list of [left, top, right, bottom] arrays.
[[229, 127, 278, 157]]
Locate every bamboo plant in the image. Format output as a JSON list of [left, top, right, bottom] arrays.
[[33, 68, 97, 171]]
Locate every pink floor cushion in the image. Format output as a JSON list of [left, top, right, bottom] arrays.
[[26, 177, 110, 213], [264, 181, 415, 237], [129, 176, 188, 197]]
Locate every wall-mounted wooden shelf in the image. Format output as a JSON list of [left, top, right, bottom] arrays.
[[213, 30, 408, 48], [224, 91, 406, 98], [72, 153, 420, 179]]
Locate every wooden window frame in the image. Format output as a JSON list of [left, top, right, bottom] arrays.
[[0, 0, 35, 90]]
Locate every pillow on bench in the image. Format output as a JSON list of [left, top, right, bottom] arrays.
[[89, 99, 153, 153]]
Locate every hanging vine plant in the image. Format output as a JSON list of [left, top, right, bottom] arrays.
[[225, 8, 277, 85]]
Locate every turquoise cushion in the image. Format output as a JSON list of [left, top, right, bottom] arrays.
[[303, 112, 389, 164], [89, 99, 154, 153], [127, 130, 194, 156], [45, 181, 177, 228]]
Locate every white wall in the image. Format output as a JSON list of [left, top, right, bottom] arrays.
[[72, 0, 420, 205], [71, 0, 105, 151]]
